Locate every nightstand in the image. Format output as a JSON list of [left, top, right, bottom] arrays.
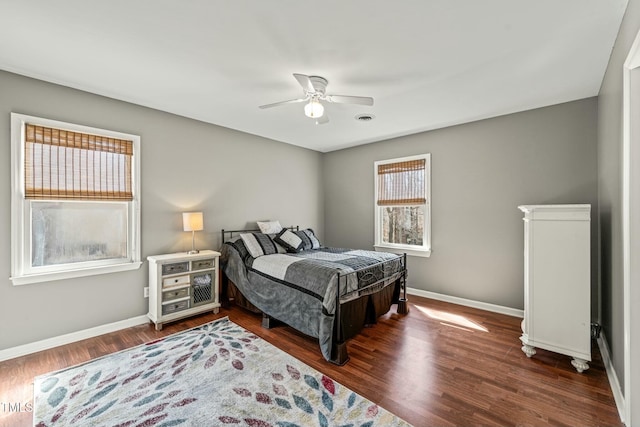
[[147, 250, 221, 330]]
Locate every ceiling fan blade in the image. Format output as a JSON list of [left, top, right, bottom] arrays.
[[315, 114, 329, 125], [259, 98, 307, 109], [325, 94, 374, 106], [293, 73, 316, 93]]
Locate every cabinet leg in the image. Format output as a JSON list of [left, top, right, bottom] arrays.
[[571, 358, 589, 373], [155, 323, 163, 331], [213, 307, 219, 314], [521, 344, 536, 358]]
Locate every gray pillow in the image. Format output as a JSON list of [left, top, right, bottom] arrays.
[[273, 229, 304, 252], [240, 233, 279, 258], [296, 228, 321, 250]]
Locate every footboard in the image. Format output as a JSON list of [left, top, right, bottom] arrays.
[[331, 253, 407, 365]]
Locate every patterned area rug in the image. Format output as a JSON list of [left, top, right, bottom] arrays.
[[33, 317, 412, 426]]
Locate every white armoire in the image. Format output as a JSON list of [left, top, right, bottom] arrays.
[[518, 204, 591, 372]]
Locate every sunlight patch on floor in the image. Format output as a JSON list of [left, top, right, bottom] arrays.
[[415, 305, 489, 332]]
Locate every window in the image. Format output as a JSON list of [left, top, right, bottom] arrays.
[[374, 154, 431, 257], [10, 113, 141, 285]]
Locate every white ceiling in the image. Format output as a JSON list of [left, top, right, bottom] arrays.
[[0, 1, 628, 152]]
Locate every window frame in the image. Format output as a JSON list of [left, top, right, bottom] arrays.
[[373, 153, 431, 258], [10, 113, 142, 285]]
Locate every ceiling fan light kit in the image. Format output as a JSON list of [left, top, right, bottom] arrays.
[[304, 98, 324, 118], [259, 73, 374, 125]]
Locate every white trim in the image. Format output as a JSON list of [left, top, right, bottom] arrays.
[[622, 28, 640, 427], [374, 153, 432, 254], [407, 287, 524, 318], [374, 245, 431, 258], [10, 261, 143, 285], [0, 315, 149, 363], [10, 113, 142, 285], [598, 331, 626, 424]]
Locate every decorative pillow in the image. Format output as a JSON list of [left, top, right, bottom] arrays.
[[240, 233, 279, 258], [257, 220, 283, 234], [269, 237, 288, 254], [273, 228, 304, 253], [295, 228, 321, 250]]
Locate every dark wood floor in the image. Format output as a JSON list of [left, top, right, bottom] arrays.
[[0, 296, 622, 427]]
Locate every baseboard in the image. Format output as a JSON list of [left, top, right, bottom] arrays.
[[597, 331, 626, 425], [0, 315, 150, 363], [407, 287, 525, 318]]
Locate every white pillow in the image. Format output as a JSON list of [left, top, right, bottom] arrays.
[[257, 220, 282, 234]]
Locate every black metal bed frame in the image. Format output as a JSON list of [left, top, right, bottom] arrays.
[[220, 226, 408, 365], [221, 225, 299, 243]]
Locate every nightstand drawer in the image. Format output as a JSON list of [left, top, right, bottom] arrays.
[[192, 259, 214, 270], [163, 287, 189, 301], [163, 275, 190, 287], [162, 262, 189, 275], [162, 299, 189, 315]]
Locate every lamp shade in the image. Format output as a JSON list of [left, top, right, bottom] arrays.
[[183, 212, 204, 232]]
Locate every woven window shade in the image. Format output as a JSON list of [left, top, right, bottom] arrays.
[[377, 159, 426, 206], [24, 124, 134, 200]]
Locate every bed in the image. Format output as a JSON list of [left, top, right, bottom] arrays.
[[219, 225, 408, 365]]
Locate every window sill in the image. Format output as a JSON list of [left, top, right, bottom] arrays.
[[11, 261, 143, 285], [374, 245, 431, 258]]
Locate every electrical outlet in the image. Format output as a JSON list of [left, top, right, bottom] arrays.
[[144, 287, 149, 298]]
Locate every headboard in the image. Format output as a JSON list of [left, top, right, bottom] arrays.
[[221, 225, 299, 243]]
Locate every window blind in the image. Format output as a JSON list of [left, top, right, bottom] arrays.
[[24, 124, 134, 200], [376, 158, 426, 206]]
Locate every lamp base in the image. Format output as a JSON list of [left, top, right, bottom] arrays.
[[187, 229, 199, 254]]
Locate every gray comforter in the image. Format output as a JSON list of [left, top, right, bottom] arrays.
[[220, 239, 404, 361]]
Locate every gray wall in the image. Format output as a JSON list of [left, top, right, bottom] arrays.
[[0, 68, 607, 363], [324, 98, 599, 311], [598, 0, 640, 392], [0, 70, 323, 350]]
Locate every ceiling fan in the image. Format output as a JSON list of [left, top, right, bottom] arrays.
[[259, 73, 374, 125]]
